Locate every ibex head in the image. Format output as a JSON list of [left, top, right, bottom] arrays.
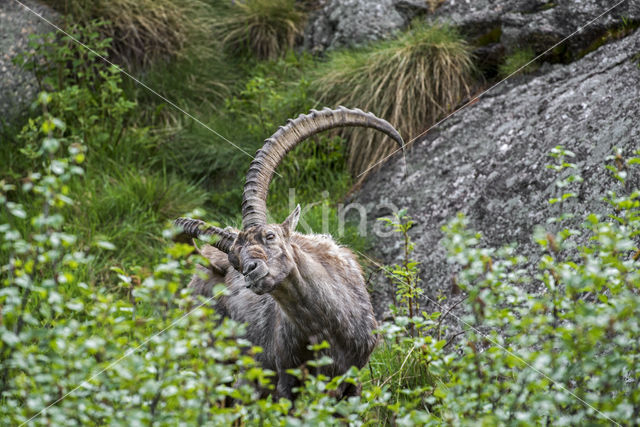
[[175, 106, 403, 295], [225, 205, 300, 294]]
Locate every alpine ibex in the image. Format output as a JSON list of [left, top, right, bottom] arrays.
[[175, 107, 403, 400]]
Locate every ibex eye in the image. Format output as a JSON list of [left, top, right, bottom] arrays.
[[266, 232, 276, 241]]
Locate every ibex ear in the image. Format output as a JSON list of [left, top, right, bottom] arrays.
[[282, 204, 301, 237]]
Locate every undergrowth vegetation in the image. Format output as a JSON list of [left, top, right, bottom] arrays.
[[3, 4, 640, 425], [314, 22, 474, 176]]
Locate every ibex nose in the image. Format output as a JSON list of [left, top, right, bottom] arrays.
[[243, 261, 258, 276]]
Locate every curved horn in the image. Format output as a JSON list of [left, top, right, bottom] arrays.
[[174, 217, 237, 253], [242, 106, 404, 229]]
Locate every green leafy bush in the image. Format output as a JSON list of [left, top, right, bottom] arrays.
[[0, 110, 265, 423], [429, 147, 640, 424], [379, 210, 423, 322], [40, 1, 235, 119], [314, 22, 475, 176]]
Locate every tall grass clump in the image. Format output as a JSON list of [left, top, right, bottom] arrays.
[[42, 0, 209, 69], [217, 0, 307, 60], [314, 22, 474, 177]]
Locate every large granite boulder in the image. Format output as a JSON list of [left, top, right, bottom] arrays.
[[304, 0, 430, 52], [433, 0, 640, 58], [305, 0, 639, 60], [0, 0, 59, 125], [353, 29, 640, 318]]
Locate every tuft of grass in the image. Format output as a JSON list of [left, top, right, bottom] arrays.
[[313, 22, 474, 177], [217, 0, 307, 60], [69, 169, 207, 270], [42, 0, 210, 69], [364, 339, 437, 423], [498, 47, 539, 78]]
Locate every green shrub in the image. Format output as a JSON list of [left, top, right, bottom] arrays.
[[498, 47, 539, 78], [314, 22, 474, 177], [0, 111, 266, 422], [217, 0, 307, 60], [429, 147, 640, 424], [379, 209, 423, 322]]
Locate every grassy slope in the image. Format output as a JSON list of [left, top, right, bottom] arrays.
[[1, 1, 371, 292], [0, 1, 462, 416]]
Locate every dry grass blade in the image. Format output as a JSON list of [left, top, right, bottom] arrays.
[[217, 0, 306, 60], [313, 23, 475, 177]]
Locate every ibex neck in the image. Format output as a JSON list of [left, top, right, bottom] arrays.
[[270, 267, 318, 322]]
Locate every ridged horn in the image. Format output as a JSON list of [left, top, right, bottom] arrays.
[[241, 106, 404, 229], [174, 217, 237, 253]]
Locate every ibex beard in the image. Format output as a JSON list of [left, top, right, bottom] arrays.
[[176, 107, 404, 401]]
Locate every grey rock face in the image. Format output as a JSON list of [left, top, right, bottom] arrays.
[[354, 30, 640, 318], [431, 0, 639, 39], [306, 0, 639, 60], [304, 0, 428, 52], [0, 0, 59, 124]]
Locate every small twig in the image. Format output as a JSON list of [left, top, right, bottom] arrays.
[[436, 295, 468, 340], [442, 330, 467, 350]]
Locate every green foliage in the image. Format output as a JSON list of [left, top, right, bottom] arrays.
[[217, 0, 307, 60], [498, 46, 539, 78], [0, 111, 268, 423], [3, 24, 206, 285], [226, 75, 298, 138], [431, 147, 640, 424], [379, 209, 423, 322], [314, 22, 475, 176]]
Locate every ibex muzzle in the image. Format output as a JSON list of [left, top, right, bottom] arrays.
[[175, 107, 404, 400]]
